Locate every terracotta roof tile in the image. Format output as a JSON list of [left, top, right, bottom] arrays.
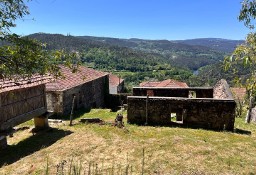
[[139, 81, 159, 87], [109, 74, 124, 86], [46, 66, 108, 91], [0, 75, 51, 93], [231, 87, 246, 100], [140, 79, 188, 88]]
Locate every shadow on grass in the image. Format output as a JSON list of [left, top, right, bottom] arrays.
[[49, 108, 92, 120], [130, 122, 252, 134], [234, 128, 251, 135], [0, 128, 73, 167]]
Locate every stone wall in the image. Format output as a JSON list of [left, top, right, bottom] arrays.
[[127, 96, 236, 131], [107, 93, 131, 111], [128, 80, 236, 131], [46, 91, 63, 113], [213, 79, 234, 100], [133, 87, 213, 98], [47, 75, 109, 116]]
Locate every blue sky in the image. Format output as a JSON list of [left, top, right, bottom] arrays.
[[12, 0, 249, 40]]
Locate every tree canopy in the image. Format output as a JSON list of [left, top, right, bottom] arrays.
[[223, 0, 256, 121], [0, 0, 79, 80]]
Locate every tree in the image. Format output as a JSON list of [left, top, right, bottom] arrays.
[[224, 0, 256, 122], [0, 0, 79, 80]]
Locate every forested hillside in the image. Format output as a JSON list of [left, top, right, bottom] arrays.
[[175, 38, 244, 53], [78, 36, 229, 70], [28, 33, 230, 71], [16, 33, 245, 88]]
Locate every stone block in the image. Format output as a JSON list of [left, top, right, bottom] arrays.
[[34, 116, 49, 129]]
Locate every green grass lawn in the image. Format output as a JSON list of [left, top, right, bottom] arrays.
[[0, 109, 256, 175]]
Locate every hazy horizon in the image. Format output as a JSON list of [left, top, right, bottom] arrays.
[[12, 0, 250, 40]]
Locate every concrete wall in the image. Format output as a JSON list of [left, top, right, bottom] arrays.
[[47, 75, 109, 116], [127, 96, 236, 131]]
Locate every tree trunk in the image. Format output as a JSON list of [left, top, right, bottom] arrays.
[[245, 96, 254, 123]]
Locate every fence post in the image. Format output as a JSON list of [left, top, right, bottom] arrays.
[[145, 95, 149, 125], [70, 95, 76, 126]]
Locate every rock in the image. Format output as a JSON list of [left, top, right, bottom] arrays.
[[250, 107, 256, 123], [80, 118, 103, 123]]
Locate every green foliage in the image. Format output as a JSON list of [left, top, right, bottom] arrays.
[[0, 0, 30, 36], [0, 34, 81, 79], [223, 0, 256, 99], [239, 0, 256, 29], [29, 33, 228, 71], [82, 47, 166, 72], [0, 2, 81, 79], [224, 33, 256, 95], [26, 33, 194, 88], [118, 69, 192, 90]]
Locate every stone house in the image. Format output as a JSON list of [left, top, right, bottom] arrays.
[[127, 79, 236, 131], [46, 66, 109, 116], [109, 74, 124, 94]]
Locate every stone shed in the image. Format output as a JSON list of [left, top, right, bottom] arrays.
[[127, 79, 236, 131], [46, 66, 109, 116], [0, 75, 50, 131]]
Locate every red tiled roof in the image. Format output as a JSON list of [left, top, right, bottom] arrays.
[[46, 66, 108, 91], [231, 87, 246, 100], [139, 81, 159, 87], [140, 79, 188, 88], [0, 75, 51, 93], [109, 74, 124, 86]]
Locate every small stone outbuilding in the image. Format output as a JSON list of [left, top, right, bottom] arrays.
[[46, 66, 109, 116], [127, 79, 236, 131]]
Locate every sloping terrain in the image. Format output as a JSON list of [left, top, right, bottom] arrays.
[[0, 109, 255, 174]]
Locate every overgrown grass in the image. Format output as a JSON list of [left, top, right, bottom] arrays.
[[1, 109, 256, 174]]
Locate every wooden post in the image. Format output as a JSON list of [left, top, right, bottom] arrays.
[[145, 95, 149, 125], [70, 95, 76, 126]]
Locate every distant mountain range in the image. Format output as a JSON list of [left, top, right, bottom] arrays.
[[175, 38, 244, 53], [77, 35, 244, 53], [6, 33, 244, 71]]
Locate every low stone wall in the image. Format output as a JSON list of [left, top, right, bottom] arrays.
[[133, 87, 213, 98], [127, 96, 236, 131]]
